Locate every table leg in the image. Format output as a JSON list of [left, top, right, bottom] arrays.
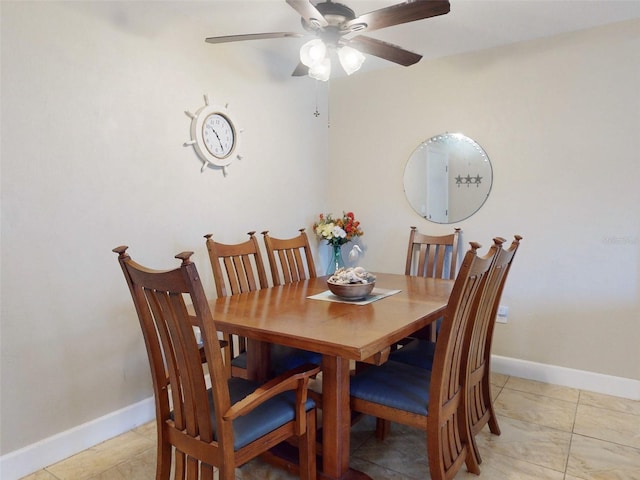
[[321, 354, 351, 479], [247, 339, 270, 383], [256, 353, 371, 479]]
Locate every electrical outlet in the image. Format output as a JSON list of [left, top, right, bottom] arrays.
[[496, 305, 508, 323]]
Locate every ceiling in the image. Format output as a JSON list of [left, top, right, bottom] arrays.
[[92, 0, 640, 77]]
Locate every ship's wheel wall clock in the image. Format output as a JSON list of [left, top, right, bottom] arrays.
[[184, 94, 243, 176]]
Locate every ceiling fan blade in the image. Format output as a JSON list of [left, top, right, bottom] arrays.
[[286, 0, 328, 28], [344, 0, 450, 34], [292, 62, 309, 76], [205, 32, 303, 44], [347, 36, 422, 66]]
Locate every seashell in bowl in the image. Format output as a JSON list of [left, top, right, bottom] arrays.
[[327, 279, 375, 300], [328, 267, 376, 285]]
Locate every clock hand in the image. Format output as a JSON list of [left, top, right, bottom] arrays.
[[211, 127, 224, 150]]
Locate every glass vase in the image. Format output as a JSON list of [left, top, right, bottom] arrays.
[[327, 243, 345, 276]]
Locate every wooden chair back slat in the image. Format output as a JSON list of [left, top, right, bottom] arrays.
[[280, 250, 296, 283]]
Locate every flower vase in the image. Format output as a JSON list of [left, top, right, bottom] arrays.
[[327, 244, 345, 276]]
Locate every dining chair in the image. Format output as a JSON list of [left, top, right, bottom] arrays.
[[205, 231, 320, 379], [262, 228, 317, 286], [349, 241, 497, 480], [112, 246, 319, 480], [262, 229, 322, 374], [405, 226, 461, 280], [204, 231, 268, 378], [393, 226, 462, 347], [387, 235, 522, 461], [388, 226, 462, 367], [463, 235, 522, 465]]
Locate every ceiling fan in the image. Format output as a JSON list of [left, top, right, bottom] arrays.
[[205, 0, 450, 80]]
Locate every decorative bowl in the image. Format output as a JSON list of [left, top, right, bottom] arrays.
[[327, 280, 375, 300]]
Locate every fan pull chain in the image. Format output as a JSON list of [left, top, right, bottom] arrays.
[[314, 80, 320, 117], [327, 80, 330, 129]]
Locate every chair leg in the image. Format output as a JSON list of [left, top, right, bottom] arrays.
[[298, 409, 317, 480], [375, 418, 391, 440], [428, 322, 438, 342], [465, 449, 481, 476], [468, 430, 483, 467], [219, 463, 236, 480], [488, 411, 501, 434], [462, 417, 481, 476], [482, 386, 501, 435]]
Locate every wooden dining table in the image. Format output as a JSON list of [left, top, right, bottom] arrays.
[[208, 272, 453, 480]]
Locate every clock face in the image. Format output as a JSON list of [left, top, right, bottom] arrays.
[[202, 113, 235, 159]]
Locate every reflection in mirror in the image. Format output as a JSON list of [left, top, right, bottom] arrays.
[[404, 133, 493, 224]]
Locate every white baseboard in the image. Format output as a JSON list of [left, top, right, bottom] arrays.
[[0, 396, 155, 480], [2, 358, 639, 480], [491, 355, 640, 400]]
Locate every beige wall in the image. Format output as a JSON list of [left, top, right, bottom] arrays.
[[0, 1, 329, 455], [328, 20, 640, 381]]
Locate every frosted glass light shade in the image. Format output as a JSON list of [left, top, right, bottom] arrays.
[[300, 39, 327, 67], [308, 56, 331, 81], [338, 45, 365, 75]]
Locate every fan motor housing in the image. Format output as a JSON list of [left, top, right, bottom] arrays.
[[302, 1, 356, 30]]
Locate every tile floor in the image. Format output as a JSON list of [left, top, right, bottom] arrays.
[[21, 374, 640, 480]]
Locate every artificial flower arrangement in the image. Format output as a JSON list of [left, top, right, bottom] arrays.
[[313, 212, 364, 246]]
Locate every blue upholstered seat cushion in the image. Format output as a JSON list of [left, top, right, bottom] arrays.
[[270, 345, 322, 375], [350, 360, 431, 416], [212, 377, 315, 450], [388, 338, 436, 370], [231, 345, 321, 376], [230, 352, 248, 369]]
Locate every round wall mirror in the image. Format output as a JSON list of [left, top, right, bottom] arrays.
[[403, 133, 493, 224]]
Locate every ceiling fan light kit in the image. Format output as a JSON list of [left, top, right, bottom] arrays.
[[309, 55, 331, 81], [205, 0, 450, 80], [300, 38, 327, 67], [300, 38, 365, 79], [337, 45, 366, 75]]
